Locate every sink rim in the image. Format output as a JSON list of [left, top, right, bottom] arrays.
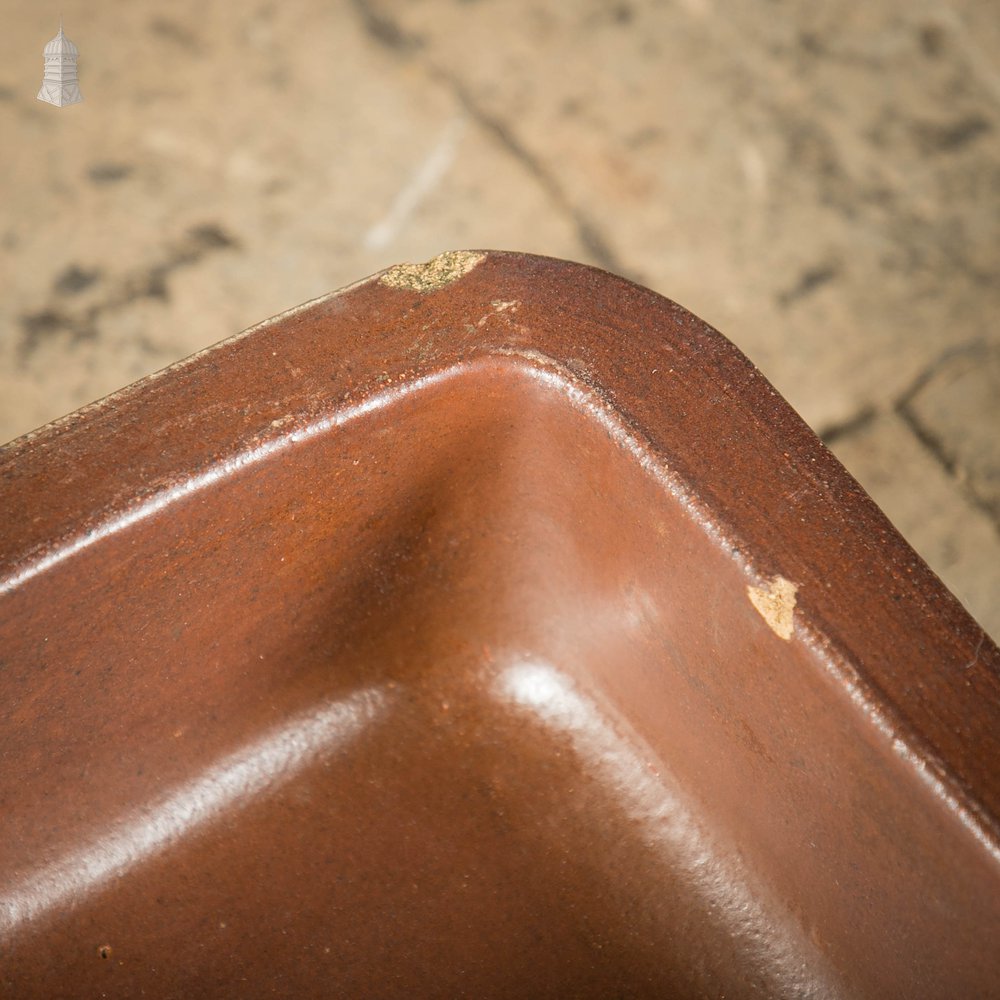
[[3, 249, 996, 852]]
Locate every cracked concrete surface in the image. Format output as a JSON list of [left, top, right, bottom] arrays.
[[0, 0, 997, 636]]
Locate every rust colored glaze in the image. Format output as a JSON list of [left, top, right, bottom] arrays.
[[1, 251, 999, 998]]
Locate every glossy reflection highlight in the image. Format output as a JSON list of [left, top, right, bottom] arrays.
[[0, 686, 388, 937], [497, 660, 839, 999]]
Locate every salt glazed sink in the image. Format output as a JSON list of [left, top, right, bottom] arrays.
[[1, 251, 999, 998]]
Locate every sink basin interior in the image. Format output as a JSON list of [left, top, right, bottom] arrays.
[[2, 355, 997, 998]]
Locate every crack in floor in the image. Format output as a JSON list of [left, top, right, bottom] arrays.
[[350, 0, 424, 52], [817, 405, 877, 445], [18, 224, 240, 362], [352, 0, 641, 284], [895, 394, 1000, 535], [821, 340, 1000, 536]]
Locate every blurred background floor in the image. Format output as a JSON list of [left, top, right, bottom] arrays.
[[1, 0, 998, 637]]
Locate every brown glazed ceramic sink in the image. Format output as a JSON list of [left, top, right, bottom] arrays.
[[1, 251, 999, 998]]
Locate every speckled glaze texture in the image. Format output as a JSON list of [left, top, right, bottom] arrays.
[[1, 251, 998, 998]]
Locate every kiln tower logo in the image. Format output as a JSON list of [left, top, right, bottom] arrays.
[[37, 18, 83, 108]]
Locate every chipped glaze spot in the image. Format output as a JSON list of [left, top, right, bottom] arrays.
[[378, 250, 485, 292], [747, 575, 798, 640]]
